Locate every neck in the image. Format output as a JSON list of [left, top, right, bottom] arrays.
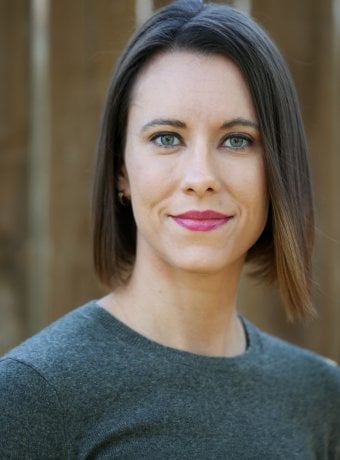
[[101, 256, 246, 357]]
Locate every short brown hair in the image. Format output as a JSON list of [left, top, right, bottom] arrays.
[[92, 0, 314, 320]]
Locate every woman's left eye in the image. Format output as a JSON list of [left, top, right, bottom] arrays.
[[152, 133, 182, 147], [222, 134, 252, 150]]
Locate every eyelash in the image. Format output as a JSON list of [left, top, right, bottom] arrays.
[[221, 134, 253, 150], [150, 132, 183, 148], [150, 132, 254, 151]]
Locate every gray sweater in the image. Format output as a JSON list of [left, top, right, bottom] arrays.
[[0, 301, 339, 459]]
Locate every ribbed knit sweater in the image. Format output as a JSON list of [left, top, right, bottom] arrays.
[[1, 301, 339, 459]]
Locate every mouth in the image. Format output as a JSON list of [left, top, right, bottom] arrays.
[[171, 210, 232, 232]]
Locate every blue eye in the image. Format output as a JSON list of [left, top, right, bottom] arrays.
[[152, 133, 181, 147], [223, 134, 252, 149]]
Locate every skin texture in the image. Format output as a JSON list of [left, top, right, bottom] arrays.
[[101, 51, 268, 357]]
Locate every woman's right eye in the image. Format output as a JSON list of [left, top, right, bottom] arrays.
[[151, 133, 182, 147]]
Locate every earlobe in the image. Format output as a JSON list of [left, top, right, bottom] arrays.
[[118, 164, 130, 198]]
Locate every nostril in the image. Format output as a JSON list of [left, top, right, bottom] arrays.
[[184, 184, 217, 195], [181, 161, 220, 195]]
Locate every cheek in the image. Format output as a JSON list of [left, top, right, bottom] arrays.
[[256, 161, 269, 209], [249, 163, 269, 223], [125, 151, 176, 204], [232, 159, 268, 214], [126, 159, 153, 192]]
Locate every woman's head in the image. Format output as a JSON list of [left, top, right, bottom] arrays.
[[92, 0, 314, 319]]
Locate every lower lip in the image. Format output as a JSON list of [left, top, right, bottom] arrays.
[[172, 217, 230, 232]]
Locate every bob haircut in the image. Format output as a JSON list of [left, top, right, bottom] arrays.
[[92, 0, 315, 320]]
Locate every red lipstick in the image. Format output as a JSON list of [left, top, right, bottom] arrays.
[[172, 210, 231, 232]]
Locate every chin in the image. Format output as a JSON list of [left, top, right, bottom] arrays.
[[167, 253, 244, 277]]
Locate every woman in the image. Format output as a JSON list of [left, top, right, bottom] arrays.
[[1, 1, 339, 458]]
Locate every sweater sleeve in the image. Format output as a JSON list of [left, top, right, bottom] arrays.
[[0, 357, 67, 460]]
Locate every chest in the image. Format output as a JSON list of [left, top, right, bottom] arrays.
[[67, 371, 323, 459]]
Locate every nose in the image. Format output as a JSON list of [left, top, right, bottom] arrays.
[[180, 142, 221, 196]]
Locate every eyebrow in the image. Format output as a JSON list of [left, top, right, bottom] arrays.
[[141, 119, 187, 132], [220, 117, 259, 130], [141, 117, 259, 132]]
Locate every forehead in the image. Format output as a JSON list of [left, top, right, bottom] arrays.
[[129, 51, 257, 123]]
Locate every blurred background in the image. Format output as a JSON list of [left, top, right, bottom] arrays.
[[0, 0, 339, 360]]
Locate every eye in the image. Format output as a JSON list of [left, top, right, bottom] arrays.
[[222, 134, 252, 150], [151, 133, 182, 148]]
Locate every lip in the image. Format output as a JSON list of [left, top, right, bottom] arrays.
[[171, 210, 232, 232]]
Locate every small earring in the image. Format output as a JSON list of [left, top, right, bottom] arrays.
[[118, 191, 129, 206]]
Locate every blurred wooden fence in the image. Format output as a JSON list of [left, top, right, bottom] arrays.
[[0, 0, 339, 361]]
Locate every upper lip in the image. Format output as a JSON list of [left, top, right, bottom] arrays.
[[173, 210, 231, 219]]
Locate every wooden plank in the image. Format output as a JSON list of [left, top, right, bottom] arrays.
[[329, 0, 340, 361], [1, 0, 338, 361], [0, 0, 30, 352], [248, 0, 340, 360], [27, 0, 52, 335], [47, 0, 136, 321]]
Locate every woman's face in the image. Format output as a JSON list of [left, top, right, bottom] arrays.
[[120, 51, 268, 277]]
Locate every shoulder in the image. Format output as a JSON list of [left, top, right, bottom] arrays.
[[245, 317, 338, 366], [0, 301, 116, 393], [243, 320, 340, 455], [245, 318, 340, 403], [0, 356, 67, 457], [259, 325, 339, 375], [0, 301, 139, 398], [0, 301, 116, 455], [2, 301, 101, 366]]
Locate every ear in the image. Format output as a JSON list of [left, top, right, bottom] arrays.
[[117, 164, 130, 197]]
